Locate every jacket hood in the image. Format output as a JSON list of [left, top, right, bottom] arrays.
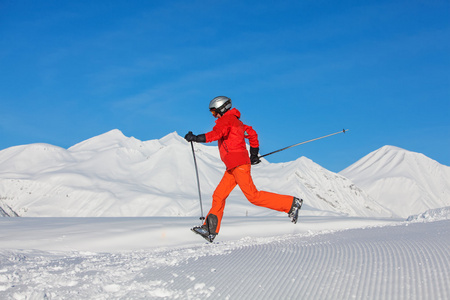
[[224, 108, 241, 119]]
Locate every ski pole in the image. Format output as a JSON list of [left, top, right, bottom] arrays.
[[259, 129, 349, 159], [190, 141, 205, 221]]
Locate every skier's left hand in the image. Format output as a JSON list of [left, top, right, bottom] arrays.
[[250, 147, 261, 165]]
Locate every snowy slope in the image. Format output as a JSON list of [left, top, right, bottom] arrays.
[[0, 216, 448, 299], [0, 130, 390, 218], [341, 146, 450, 218]]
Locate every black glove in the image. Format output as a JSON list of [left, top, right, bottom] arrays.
[[185, 131, 196, 142], [250, 147, 261, 165], [184, 131, 206, 143]]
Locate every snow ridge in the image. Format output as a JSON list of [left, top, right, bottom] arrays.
[[406, 206, 450, 222]]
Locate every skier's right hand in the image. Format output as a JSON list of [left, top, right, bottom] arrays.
[[185, 131, 197, 142], [185, 131, 206, 143]]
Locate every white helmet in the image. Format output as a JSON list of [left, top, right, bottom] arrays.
[[209, 96, 232, 115]]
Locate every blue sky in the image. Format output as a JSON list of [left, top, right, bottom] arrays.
[[1, 0, 449, 172]]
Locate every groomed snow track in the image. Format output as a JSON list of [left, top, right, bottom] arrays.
[[1, 220, 448, 299], [156, 220, 449, 299]]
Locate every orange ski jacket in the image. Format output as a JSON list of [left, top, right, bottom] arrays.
[[205, 108, 259, 170]]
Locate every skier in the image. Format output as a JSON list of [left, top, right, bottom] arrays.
[[185, 96, 303, 242]]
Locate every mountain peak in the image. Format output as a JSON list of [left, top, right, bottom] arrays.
[[378, 145, 406, 152], [102, 129, 127, 139], [159, 131, 186, 146], [68, 129, 132, 152], [341, 145, 450, 217], [341, 145, 411, 177]]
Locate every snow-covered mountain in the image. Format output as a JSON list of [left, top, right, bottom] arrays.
[[340, 145, 450, 218], [0, 130, 390, 218]]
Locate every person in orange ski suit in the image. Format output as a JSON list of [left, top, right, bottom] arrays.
[[185, 96, 302, 240]]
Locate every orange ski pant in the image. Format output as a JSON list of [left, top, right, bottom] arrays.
[[205, 164, 293, 233]]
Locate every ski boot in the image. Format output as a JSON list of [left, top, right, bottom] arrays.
[[289, 197, 303, 224], [191, 225, 216, 243]]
